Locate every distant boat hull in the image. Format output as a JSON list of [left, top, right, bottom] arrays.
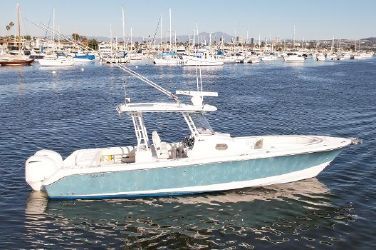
[[182, 56, 224, 66], [0, 58, 34, 66], [73, 54, 95, 63], [284, 56, 305, 63], [154, 58, 182, 65], [38, 58, 74, 67], [43, 148, 341, 199]]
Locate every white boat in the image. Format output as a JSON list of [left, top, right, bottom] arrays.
[[73, 53, 95, 63], [25, 67, 358, 199], [243, 54, 261, 64], [315, 53, 326, 61], [0, 4, 34, 66], [38, 53, 74, 67], [283, 52, 305, 62], [182, 50, 224, 66], [128, 52, 144, 61], [182, 55, 223, 66], [327, 53, 338, 61], [98, 43, 129, 64], [215, 51, 243, 64], [353, 52, 374, 60], [260, 54, 278, 61], [0, 54, 34, 66], [154, 52, 182, 65]]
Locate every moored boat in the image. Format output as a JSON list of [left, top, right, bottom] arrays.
[[73, 53, 95, 63], [283, 52, 305, 62], [38, 53, 74, 67], [315, 53, 326, 61], [0, 4, 34, 66], [0, 54, 34, 66], [154, 51, 182, 65], [182, 55, 224, 66]]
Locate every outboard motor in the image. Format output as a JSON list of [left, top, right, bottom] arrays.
[[25, 150, 63, 191]]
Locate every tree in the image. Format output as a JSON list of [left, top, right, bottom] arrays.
[[6, 21, 14, 31], [72, 33, 80, 41], [88, 39, 98, 50]]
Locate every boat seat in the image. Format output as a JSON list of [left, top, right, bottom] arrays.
[[152, 131, 171, 159]]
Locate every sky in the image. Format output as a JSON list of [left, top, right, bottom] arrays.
[[1, 0, 375, 40]]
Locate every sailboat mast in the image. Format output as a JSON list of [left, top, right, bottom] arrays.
[[58, 25, 61, 50], [192, 29, 195, 48], [110, 24, 113, 57], [169, 8, 172, 51], [174, 31, 177, 48], [293, 24, 295, 48], [122, 8, 126, 51], [17, 3, 21, 52], [130, 27, 133, 51], [52, 8, 55, 50], [196, 24, 199, 46], [160, 15, 163, 50]]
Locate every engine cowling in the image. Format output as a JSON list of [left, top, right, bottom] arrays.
[[25, 150, 63, 191]]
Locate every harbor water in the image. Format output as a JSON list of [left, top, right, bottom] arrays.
[[0, 59, 375, 248]]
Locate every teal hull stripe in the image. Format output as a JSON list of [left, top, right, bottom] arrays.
[[46, 150, 341, 199]]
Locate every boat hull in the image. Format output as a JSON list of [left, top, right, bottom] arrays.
[[38, 59, 74, 67], [0, 59, 34, 66], [44, 149, 341, 199]]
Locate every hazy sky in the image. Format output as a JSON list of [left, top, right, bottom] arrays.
[[1, 0, 375, 40]]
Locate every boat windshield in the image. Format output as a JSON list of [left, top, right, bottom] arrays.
[[191, 113, 214, 135]]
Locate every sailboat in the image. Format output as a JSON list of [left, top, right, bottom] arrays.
[[154, 9, 183, 66], [0, 4, 34, 66], [37, 8, 74, 67]]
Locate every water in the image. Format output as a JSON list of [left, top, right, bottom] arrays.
[[0, 59, 375, 248]]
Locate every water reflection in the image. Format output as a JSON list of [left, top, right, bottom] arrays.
[[17, 68, 25, 95], [24, 178, 355, 248]]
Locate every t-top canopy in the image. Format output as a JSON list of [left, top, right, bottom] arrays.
[[117, 102, 217, 113]]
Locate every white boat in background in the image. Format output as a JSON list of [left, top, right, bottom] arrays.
[[353, 52, 374, 60], [154, 52, 182, 65], [25, 64, 358, 200], [315, 53, 326, 61], [0, 54, 34, 66], [0, 4, 34, 66], [341, 52, 352, 60], [38, 53, 74, 67], [243, 54, 260, 64], [260, 53, 278, 61], [327, 53, 338, 61], [73, 53, 95, 63], [283, 52, 305, 63], [215, 51, 243, 64], [182, 53, 224, 66], [128, 54, 143, 61], [98, 43, 129, 64]]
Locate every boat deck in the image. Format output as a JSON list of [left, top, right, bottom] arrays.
[[62, 135, 352, 170]]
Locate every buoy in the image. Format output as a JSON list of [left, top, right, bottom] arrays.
[[52, 71, 56, 74], [81, 68, 84, 72]]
